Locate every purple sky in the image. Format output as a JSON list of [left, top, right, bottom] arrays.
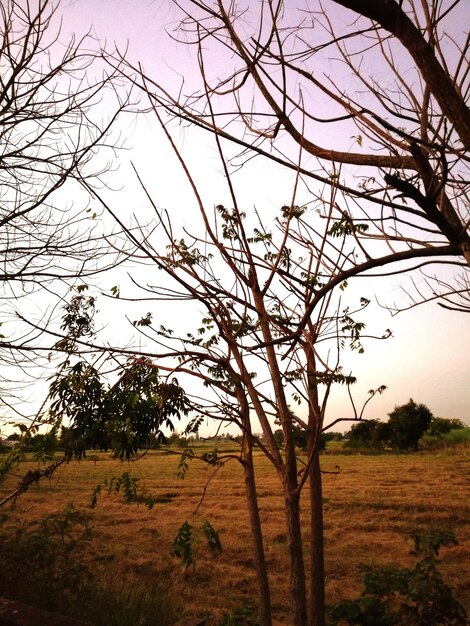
[[58, 0, 469, 428]]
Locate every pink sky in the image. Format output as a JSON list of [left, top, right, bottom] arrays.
[[58, 0, 469, 428]]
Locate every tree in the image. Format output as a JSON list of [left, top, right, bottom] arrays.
[[102, 1, 470, 617], [48, 357, 189, 460], [116, 0, 469, 312], [79, 163, 389, 625], [427, 417, 466, 437], [387, 399, 433, 451], [7, 1, 468, 623], [346, 419, 382, 448], [0, 293, 189, 507], [0, 0, 126, 409], [89, 1, 470, 620]]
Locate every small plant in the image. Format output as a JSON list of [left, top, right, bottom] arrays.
[[0, 504, 180, 624], [329, 530, 468, 625], [0, 504, 93, 612], [172, 518, 222, 572], [90, 471, 156, 509], [219, 603, 259, 625]]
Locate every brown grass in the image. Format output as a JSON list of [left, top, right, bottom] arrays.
[[0, 446, 469, 624]]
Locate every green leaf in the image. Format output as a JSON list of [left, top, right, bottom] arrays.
[[133, 312, 152, 327], [177, 448, 193, 479], [203, 519, 222, 556], [171, 521, 194, 571], [90, 484, 101, 509], [107, 472, 139, 503]]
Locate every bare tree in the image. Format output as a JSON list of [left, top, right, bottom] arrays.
[[115, 0, 469, 311], [4, 2, 467, 623], [78, 125, 388, 623], [89, 3, 468, 622], [0, 0, 128, 409]]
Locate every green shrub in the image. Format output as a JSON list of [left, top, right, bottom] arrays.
[[329, 530, 468, 626], [0, 504, 180, 625], [0, 503, 93, 611]]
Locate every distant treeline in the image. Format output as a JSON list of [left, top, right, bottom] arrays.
[[342, 399, 467, 452], [1, 399, 467, 456], [274, 399, 467, 453]]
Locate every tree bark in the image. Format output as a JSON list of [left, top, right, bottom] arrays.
[[309, 448, 325, 626], [241, 433, 273, 626], [283, 480, 309, 626]]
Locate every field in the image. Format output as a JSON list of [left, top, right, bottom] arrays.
[[0, 445, 469, 624]]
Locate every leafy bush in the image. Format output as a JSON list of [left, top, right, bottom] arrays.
[[0, 504, 93, 612], [329, 530, 468, 626], [0, 504, 180, 625]]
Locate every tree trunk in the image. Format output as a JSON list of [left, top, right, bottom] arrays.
[[283, 480, 309, 626], [242, 437, 273, 626], [309, 448, 325, 626]]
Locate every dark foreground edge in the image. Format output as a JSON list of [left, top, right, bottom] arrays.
[[0, 598, 92, 626]]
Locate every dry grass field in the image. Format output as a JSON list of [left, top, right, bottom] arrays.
[[0, 445, 469, 624]]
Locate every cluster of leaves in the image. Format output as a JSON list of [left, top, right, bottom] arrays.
[[171, 518, 222, 572], [90, 471, 156, 510], [55, 293, 96, 352], [328, 211, 369, 238], [329, 530, 468, 625], [48, 357, 189, 459], [216, 204, 246, 240], [167, 238, 212, 268], [177, 447, 194, 479]]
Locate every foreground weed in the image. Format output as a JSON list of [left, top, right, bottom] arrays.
[[0, 504, 181, 625], [329, 529, 468, 625], [78, 583, 180, 626], [219, 604, 259, 625], [0, 504, 93, 612]]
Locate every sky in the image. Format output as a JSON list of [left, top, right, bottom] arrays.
[[31, 0, 470, 430]]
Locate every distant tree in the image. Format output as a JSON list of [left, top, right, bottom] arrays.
[[168, 433, 189, 448], [346, 420, 381, 448], [273, 429, 284, 447], [271, 426, 327, 452], [387, 400, 433, 451], [427, 417, 466, 437], [322, 432, 344, 443]]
